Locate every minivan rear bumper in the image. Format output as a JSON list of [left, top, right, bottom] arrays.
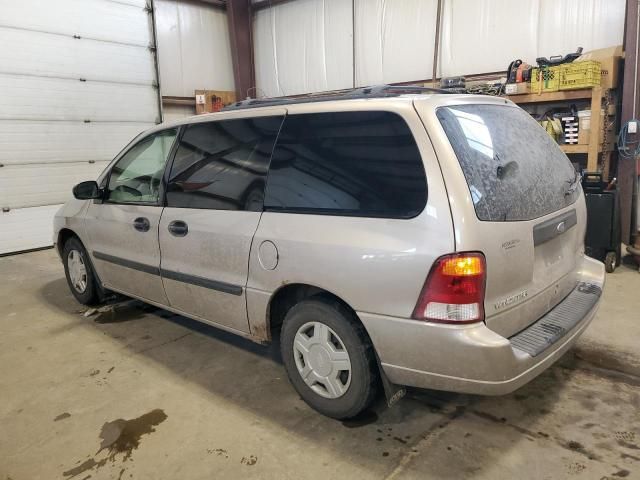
[[359, 255, 605, 395]]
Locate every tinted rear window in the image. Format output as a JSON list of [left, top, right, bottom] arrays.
[[263, 111, 427, 218], [166, 116, 283, 211], [437, 104, 579, 222]]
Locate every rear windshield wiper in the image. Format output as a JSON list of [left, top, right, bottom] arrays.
[[495, 158, 518, 180], [565, 171, 581, 196]]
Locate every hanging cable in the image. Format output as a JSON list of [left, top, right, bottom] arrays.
[[617, 120, 640, 158]]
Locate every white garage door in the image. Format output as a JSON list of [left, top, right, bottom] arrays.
[[0, 0, 160, 255]]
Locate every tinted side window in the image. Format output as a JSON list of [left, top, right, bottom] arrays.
[[107, 129, 178, 204], [166, 116, 284, 211], [263, 111, 427, 218]]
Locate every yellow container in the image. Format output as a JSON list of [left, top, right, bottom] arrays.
[[559, 61, 601, 90], [531, 66, 560, 93]]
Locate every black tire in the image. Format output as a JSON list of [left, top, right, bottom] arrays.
[[62, 236, 100, 305], [280, 298, 379, 419], [605, 251, 616, 273]]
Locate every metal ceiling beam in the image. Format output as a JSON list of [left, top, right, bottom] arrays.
[[195, 0, 227, 9], [620, 0, 640, 244], [227, 0, 255, 99], [251, 0, 297, 12]]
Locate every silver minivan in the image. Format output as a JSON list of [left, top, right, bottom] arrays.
[[54, 86, 605, 419]]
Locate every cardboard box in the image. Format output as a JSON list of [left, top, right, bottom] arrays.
[[505, 82, 529, 95], [576, 46, 622, 90], [195, 90, 236, 114]]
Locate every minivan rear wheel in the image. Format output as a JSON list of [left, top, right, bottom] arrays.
[[280, 298, 379, 419], [62, 236, 99, 305]]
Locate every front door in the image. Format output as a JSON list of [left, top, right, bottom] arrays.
[[158, 113, 285, 333], [85, 128, 179, 305]]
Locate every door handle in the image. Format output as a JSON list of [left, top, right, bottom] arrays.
[[133, 217, 150, 232], [168, 220, 188, 237]]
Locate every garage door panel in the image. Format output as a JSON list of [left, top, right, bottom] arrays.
[[1, 162, 109, 209], [0, 205, 63, 255], [0, 28, 156, 86], [0, 0, 160, 254], [108, 0, 147, 7], [0, 75, 159, 123], [0, 0, 151, 46], [0, 121, 152, 165]]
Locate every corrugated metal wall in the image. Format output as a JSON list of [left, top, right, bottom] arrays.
[[254, 0, 353, 97], [0, 0, 160, 254], [253, 0, 627, 97], [154, 0, 235, 97], [154, 0, 234, 121]]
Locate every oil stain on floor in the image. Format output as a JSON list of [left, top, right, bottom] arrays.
[[62, 409, 167, 478]]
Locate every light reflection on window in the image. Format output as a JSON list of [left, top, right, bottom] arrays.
[[449, 108, 494, 159], [469, 185, 483, 205]]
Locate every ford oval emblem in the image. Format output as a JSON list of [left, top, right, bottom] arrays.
[[556, 221, 566, 234]]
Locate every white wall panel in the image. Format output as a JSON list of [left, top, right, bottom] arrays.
[[0, 205, 63, 255], [439, 0, 625, 78], [0, 28, 156, 85], [253, 0, 626, 94], [1, 163, 109, 209], [253, 10, 279, 96], [0, 0, 151, 46], [253, 0, 353, 97], [537, 0, 626, 55], [155, 0, 234, 97], [0, 121, 151, 165], [163, 104, 196, 121], [439, 0, 539, 77], [0, 75, 159, 123], [354, 0, 438, 86]]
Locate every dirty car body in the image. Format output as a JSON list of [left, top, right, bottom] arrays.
[[54, 91, 605, 419]]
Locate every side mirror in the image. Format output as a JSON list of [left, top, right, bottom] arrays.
[[73, 181, 102, 200]]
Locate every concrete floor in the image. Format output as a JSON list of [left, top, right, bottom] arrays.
[[1, 249, 639, 480]]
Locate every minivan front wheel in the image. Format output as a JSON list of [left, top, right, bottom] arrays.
[[281, 298, 379, 419], [63, 237, 99, 305]]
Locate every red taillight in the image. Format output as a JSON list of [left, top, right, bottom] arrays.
[[412, 252, 486, 324]]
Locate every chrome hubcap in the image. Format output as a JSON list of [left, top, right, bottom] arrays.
[[293, 322, 351, 399], [67, 250, 87, 293]]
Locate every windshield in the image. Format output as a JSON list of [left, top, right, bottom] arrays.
[[437, 104, 580, 222]]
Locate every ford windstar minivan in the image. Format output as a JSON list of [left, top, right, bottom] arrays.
[[54, 86, 605, 419]]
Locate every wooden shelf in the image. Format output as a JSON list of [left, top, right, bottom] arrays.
[[507, 86, 607, 173], [162, 96, 196, 106], [560, 144, 589, 154], [560, 143, 613, 154], [506, 88, 600, 104]]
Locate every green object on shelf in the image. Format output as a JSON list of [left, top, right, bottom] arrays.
[[531, 65, 560, 93]]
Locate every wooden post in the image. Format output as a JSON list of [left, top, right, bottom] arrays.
[[432, 0, 443, 87], [586, 87, 602, 172], [602, 152, 612, 181]]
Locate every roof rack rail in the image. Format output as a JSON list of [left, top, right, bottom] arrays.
[[222, 84, 453, 111]]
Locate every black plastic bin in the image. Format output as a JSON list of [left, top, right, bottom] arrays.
[[582, 173, 621, 272]]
